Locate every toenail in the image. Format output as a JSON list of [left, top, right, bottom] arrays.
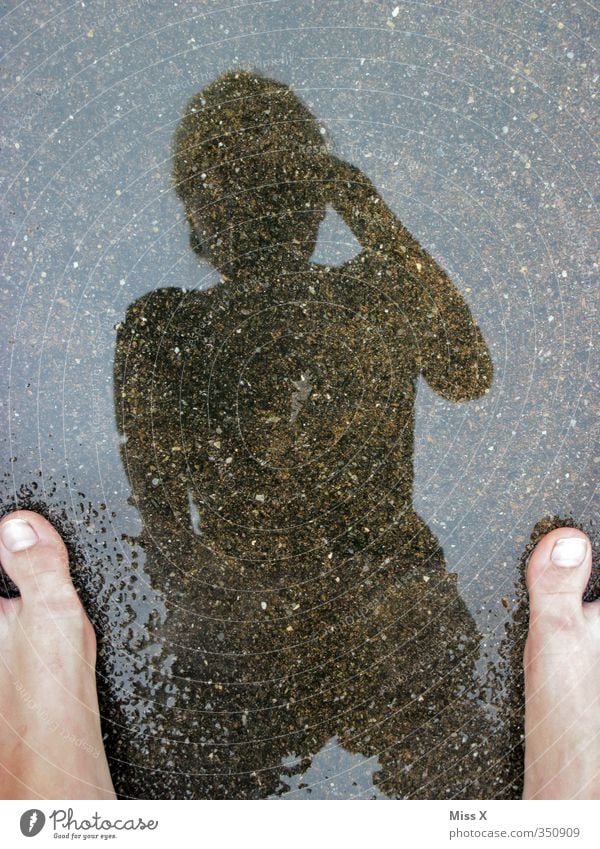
[[551, 537, 588, 568], [0, 518, 40, 552]]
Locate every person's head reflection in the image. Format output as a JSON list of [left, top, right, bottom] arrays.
[[172, 70, 330, 276]]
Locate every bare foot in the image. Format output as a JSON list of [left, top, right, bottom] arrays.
[[523, 527, 600, 799], [0, 511, 115, 799]]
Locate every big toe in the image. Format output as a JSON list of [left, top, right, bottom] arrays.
[[0, 510, 82, 616], [526, 527, 591, 630]]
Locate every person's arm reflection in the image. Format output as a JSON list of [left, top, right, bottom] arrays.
[[324, 155, 493, 401], [114, 287, 189, 528]]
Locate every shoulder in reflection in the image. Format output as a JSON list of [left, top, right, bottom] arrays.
[[112, 70, 502, 800]]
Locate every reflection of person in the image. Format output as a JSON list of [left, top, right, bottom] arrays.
[[109, 70, 496, 798], [0, 71, 596, 800], [118, 69, 493, 567]]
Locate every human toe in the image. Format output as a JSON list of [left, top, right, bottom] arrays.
[[526, 527, 591, 631], [0, 510, 82, 617]]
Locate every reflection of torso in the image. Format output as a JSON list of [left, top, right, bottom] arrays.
[[114, 255, 492, 804], [114, 251, 494, 801], [133, 257, 423, 567]]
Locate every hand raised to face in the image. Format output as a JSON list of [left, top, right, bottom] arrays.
[[321, 155, 423, 262]]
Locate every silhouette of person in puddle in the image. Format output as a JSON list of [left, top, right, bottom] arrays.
[[114, 70, 498, 798]]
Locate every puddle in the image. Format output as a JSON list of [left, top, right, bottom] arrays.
[[1, 1, 597, 799]]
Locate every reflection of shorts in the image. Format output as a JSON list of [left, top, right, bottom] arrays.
[[128, 504, 489, 799], [118, 501, 494, 799]]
